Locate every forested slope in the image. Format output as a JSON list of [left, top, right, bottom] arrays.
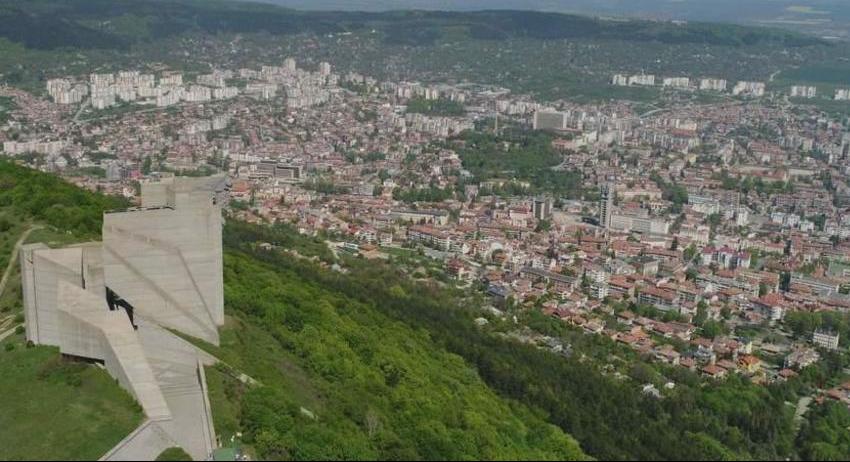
[[222, 220, 850, 461], [199, 236, 589, 460]]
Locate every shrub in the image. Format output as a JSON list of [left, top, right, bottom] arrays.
[[155, 447, 192, 461]]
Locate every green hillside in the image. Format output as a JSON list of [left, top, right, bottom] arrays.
[[221, 220, 850, 461], [0, 0, 824, 51], [200, 251, 588, 460], [0, 0, 845, 101], [0, 159, 129, 238], [0, 160, 142, 461]]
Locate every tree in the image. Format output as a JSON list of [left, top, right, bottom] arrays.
[[536, 219, 551, 232], [701, 320, 728, 339], [694, 302, 708, 326], [142, 156, 153, 175], [684, 244, 698, 262]]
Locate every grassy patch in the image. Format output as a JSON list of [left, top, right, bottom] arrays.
[[0, 339, 143, 460], [155, 446, 192, 461], [0, 207, 27, 272], [0, 268, 22, 316], [204, 365, 244, 445], [25, 226, 89, 248], [0, 207, 28, 317]]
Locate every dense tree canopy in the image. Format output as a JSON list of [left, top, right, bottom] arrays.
[[223, 221, 844, 461], [455, 130, 583, 196], [217, 247, 589, 460], [798, 402, 850, 461], [406, 97, 465, 116], [0, 159, 128, 236]]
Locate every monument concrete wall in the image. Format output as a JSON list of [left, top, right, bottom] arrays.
[[21, 175, 226, 460], [102, 206, 222, 344], [56, 281, 172, 420], [20, 243, 47, 344], [21, 245, 84, 345], [21, 243, 107, 346], [102, 176, 225, 344]]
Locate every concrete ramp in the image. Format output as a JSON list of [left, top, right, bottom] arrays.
[[57, 282, 171, 421], [99, 323, 218, 461], [100, 420, 176, 461], [139, 323, 217, 459]]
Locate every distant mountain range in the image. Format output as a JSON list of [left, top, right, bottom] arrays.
[[247, 0, 850, 38], [0, 1, 827, 51]]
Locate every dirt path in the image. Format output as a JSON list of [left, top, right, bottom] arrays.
[[0, 225, 42, 300]]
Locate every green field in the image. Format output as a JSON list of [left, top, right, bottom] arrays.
[[0, 338, 143, 460], [204, 364, 245, 446]]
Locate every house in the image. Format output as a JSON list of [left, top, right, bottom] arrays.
[[750, 293, 786, 323], [667, 322, 696, 341], [638, 285, 679, 312], [584, 320, 605, 335], [632, 257, 660, 276], [812, 329, 840, 351], [654, 345, 681, 365], [519, 266, 578, 293], [486, 284, 511, 305], [607, 275, 635, 298], [716, 359, 738, 373], [680, 357, 697, 371], [777, 368, 798, 382], [785, 347, 820, 370], [738, 355, 761, 374], [702, 364, 728, 379], [617, 310, 636, 326], [447, 258, 475, 282], [824, 382, 850, 405], [702, 246, 752, 269]]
